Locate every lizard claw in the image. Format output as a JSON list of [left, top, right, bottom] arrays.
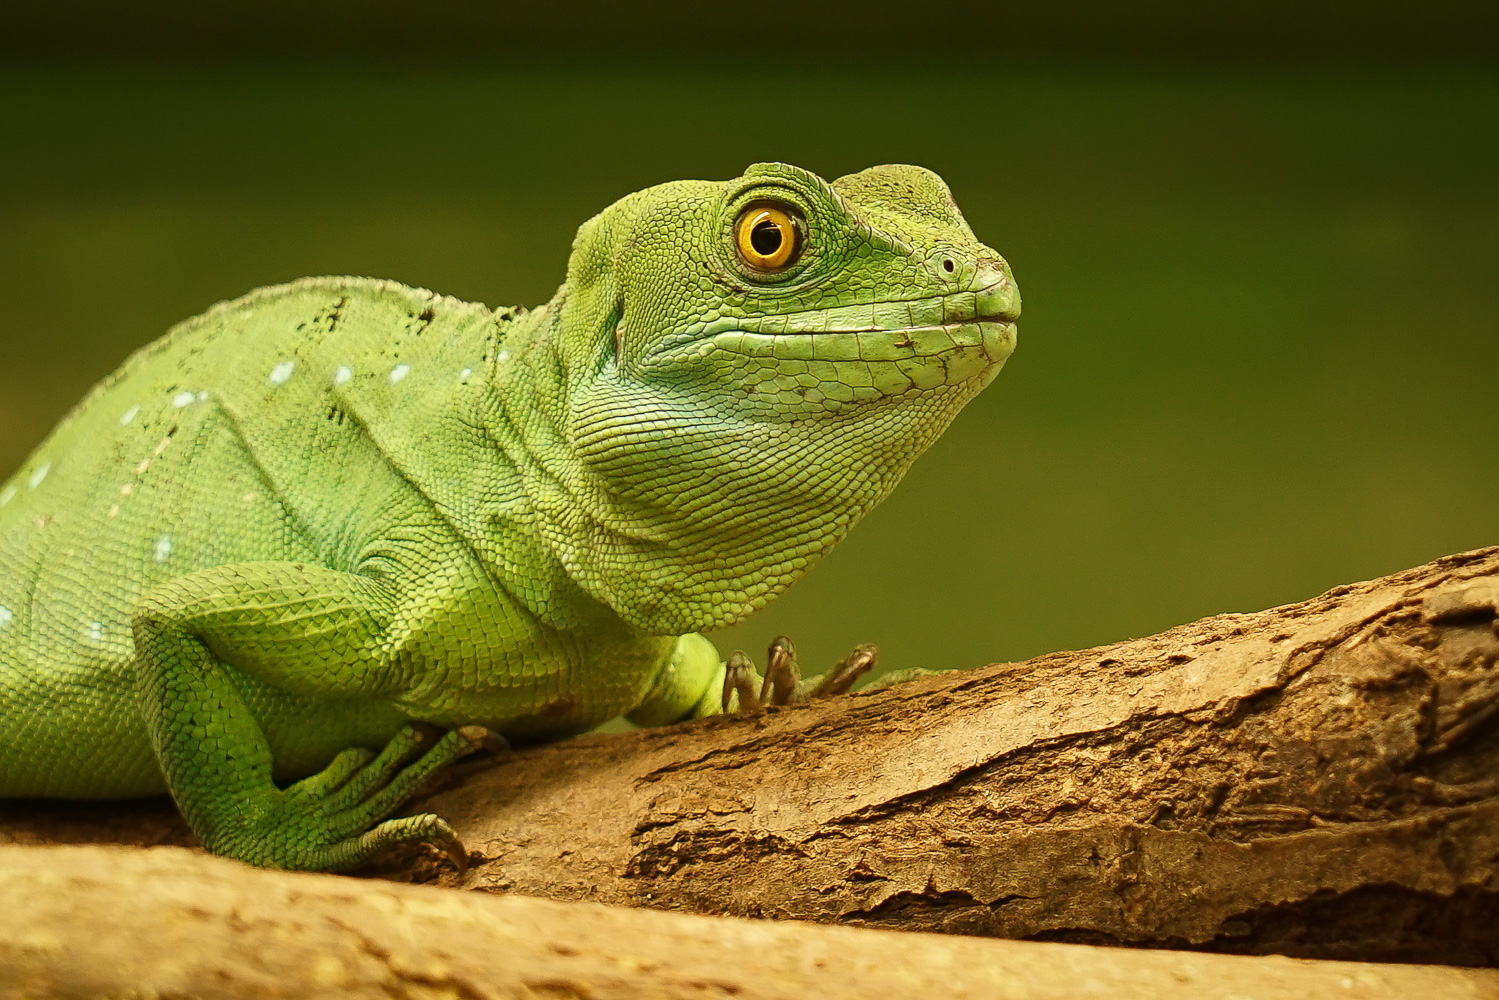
[[758, 635, 802, 706], [462, 724, 512, 757], [804, 642, 879, 699], [722, 649, 764, 714], [432, 817, 470, 873]]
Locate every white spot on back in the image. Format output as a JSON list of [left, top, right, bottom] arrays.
[[27, 462, 50, 490], [0, 605, 12, 628], [0, 486, 14, 507], [333, 366, 353, 386], [459, 368, 472, 379], [171, 391, 195, 408], [154, 535, 172, 562], [86, 621, 103, 642], [119, 404, 141, 426], [389, 364, 410, 384], [197, 390, 209, 403], [497, 350, 511, 363], [269, 360, 296, 386]]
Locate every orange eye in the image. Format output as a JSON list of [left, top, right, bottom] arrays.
[[734, 204, 801, 272]]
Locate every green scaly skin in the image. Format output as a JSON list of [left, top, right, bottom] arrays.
[[0, 163, 1019, 870]]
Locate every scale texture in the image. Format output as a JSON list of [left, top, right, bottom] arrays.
[[0, 163, 1019, 869]]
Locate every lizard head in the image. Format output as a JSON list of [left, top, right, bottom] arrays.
[[539, 163, 1020, 632], [570, 161, 1018, 410]]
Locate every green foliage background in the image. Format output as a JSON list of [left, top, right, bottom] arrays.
[[2, 13, 1496, 677]]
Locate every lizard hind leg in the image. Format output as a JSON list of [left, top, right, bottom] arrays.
[[130, 560, 484, 871]]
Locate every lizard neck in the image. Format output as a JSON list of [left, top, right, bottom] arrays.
[[483, 295, 977, 636]]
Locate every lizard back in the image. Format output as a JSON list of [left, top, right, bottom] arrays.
[[0, 276, 507, 795]]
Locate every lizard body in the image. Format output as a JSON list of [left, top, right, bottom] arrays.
[[0, 163, 1019, 869]]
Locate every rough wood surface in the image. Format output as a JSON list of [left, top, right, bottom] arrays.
[[3, 844, 1496, 1000], [4, 547, 1498, 966]]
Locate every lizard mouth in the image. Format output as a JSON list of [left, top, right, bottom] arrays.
[[645, 286, 1018, 363], [783, 313, 1016, 337], [636, 280, 1020, 402], [642, 315, 1016, 401]]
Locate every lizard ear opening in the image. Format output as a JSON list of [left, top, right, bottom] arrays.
[[610, 305, 626, 368], [562, 207, 631, 375]]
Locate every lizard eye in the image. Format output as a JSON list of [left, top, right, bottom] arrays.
[[734, 203, 802, 273]]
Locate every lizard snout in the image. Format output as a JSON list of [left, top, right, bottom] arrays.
[[974, 262, 1021, 325]]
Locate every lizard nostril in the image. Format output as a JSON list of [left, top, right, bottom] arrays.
[[942, 259, 955, 274]]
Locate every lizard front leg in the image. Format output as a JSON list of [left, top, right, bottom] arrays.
[[132, 560, 484, 871], [721, 636, 879, 714], [623, 633, 879, 725]]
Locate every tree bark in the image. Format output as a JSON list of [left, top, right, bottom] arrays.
[[4, 547, 1498, 967], [3, 844, 1496, 1000]]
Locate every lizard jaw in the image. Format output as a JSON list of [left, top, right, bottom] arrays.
[[641, 283, 1017, 379]]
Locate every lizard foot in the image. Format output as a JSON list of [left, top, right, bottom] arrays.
[[721, 636, 878, 714], [211, 724, 487, 871]]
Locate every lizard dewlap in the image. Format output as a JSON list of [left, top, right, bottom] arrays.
[[0, 163, 1020, 871]]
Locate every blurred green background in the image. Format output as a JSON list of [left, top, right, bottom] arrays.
[[2, 5, 1496, 679]]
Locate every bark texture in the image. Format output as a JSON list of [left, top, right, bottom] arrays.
[[4, 547, 1498, 967], [3, 844, 1496, 1000]]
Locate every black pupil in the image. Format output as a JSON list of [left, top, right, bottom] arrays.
[[750, 219, 783, 256]]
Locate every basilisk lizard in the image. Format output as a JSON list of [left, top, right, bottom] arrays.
[[0, 163, 1019, 870]]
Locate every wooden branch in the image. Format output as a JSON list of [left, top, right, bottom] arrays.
[[3, 844, 1495, 1000], [4, 547, 1498, 966]]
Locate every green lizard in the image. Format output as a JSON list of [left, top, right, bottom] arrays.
[[0, 163, 1019, 871]]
